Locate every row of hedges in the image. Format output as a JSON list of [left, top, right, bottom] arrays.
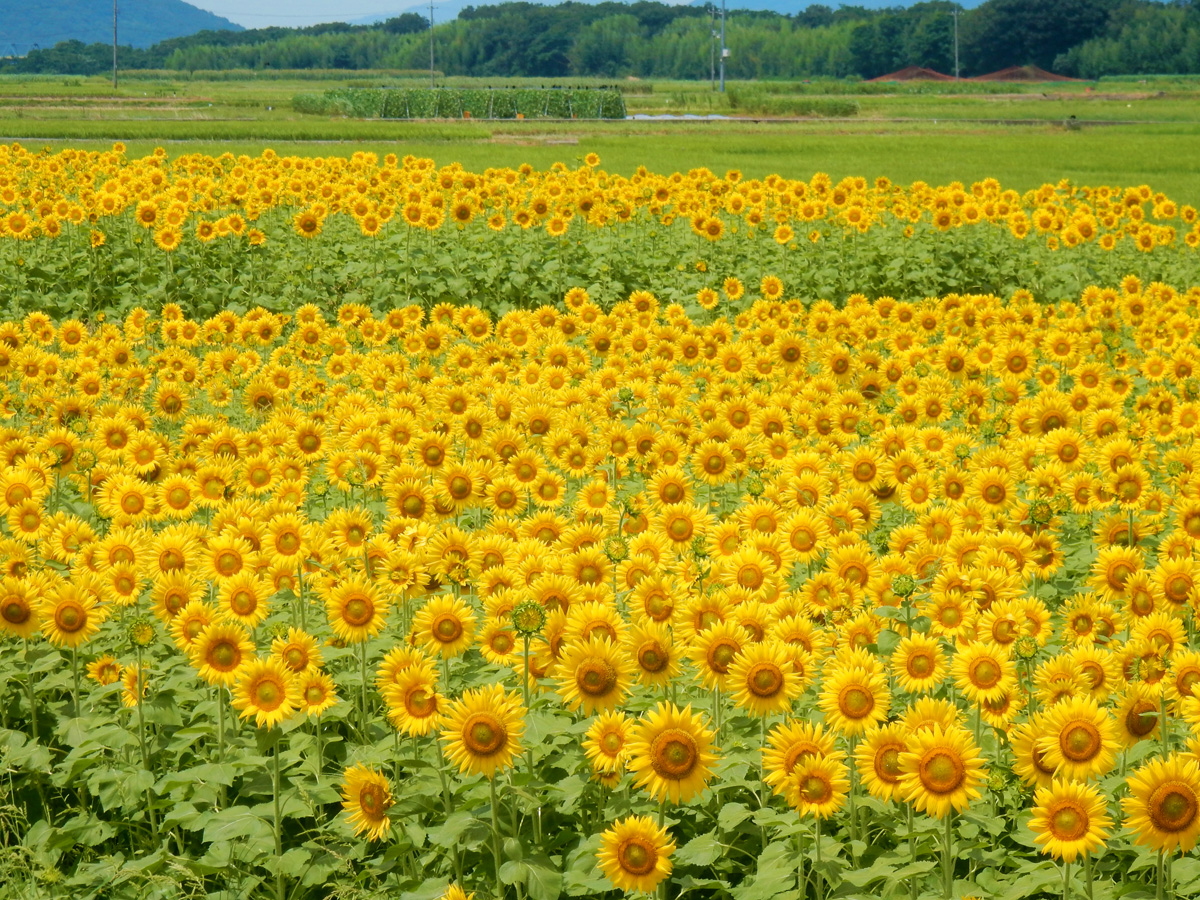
[[293, 87, 627, 119]]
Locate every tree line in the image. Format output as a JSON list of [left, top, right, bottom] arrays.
[[4, 0, 1199, 80]]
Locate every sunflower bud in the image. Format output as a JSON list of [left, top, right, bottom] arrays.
[[510, 600, 547, 637], [127, 617, 155, 648], [1013, 635, 1039, 661]]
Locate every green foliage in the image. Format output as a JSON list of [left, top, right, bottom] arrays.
[[293, 87, 627, 120], [725, 88, 859, 117]]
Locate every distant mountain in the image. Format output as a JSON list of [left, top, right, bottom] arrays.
[[0, 0, 241, 54], [689, 0, 985, 11], [350, 0, 984, 23]]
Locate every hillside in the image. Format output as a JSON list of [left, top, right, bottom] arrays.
[[1, 0, 241, 54], [351, 0, 987, 23]]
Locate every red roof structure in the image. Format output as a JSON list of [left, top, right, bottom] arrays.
[[969, 65, 1082, 82], [867, 65, 956, 82]]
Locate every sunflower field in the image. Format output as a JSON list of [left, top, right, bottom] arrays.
[[1, 144, 1200, 900]]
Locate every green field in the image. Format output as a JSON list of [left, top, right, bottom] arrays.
[[1, 72, 1198, 201]]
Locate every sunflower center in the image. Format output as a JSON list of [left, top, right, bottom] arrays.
[[1050, 804, 1087, 841], [255, 680, 283, 709], [284, 648, 306, 670], [231, 590, 256, 616], [650, 728, 698, 780], [708, 641, 737, 674], [838, 685, 873, 719], [578, 660, 617, 696], [360, 783, 390, 817], [748, 663, 784, 698], [434, 614, 464, 643], [601, 732, 623, 754], [305, 685, 325, 705], [55, 601, 85, 633], [1146, 782, 1198, 833], [211, 641, 237, 669], [920, 749, 965, 794], [343, 597, 373, 627], [463, 713, 507, 755], [800, 774, 831, 804], [877, 747, 903, 781], [216, 551, 241, 576], [638, 643, 668, 673], [1062, 722, 1101, 761], [668, 516, 694, 541], [617, 838, 657, 876], [2, 599, 29, 624], [970, 659, 1001, 688], [908, 653, 933, 677], [406, 687, 435, 717]]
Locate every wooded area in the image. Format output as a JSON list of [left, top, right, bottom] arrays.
[[4, 0, 1200, 80]]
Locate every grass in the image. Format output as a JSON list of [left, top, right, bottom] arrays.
[[0, 72, 1198, 203]]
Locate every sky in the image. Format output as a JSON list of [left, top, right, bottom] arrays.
[[185, 1, 425, 28], [185, 0, 690, 28]]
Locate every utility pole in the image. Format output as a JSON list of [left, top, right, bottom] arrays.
[[719, 0, 726, 93], [700, 4, 710, 91], [952, 8, 960, 80], [112, 0, 118, 89], [429, 0, 435, 88]]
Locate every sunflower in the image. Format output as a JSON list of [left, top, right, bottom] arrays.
[[270, 627, 323, 675], [340, 765, 393, 841], [232, 658, 301, 729], [440, 682, 525, 779], [688, 619, 745, 691], [762, 720, 841, 803], [39, 583, 102, 649], [624, 621, 681, 688], [1036, 696, 1118, 782], [583, 710, 633, 775], [0, 576, 39, 639], [1028, 779, 1112, 863], [817, 665, 890, 737], [86, 653, 123, 686], [1011, 718, 1060, 790], [951, 641, 1017, 705], [890, 634, 947, 694], [789, 755, 851, 819], [556, 635, 633, 715], [218, 573, 271, 630], [897, 724, 986, 819], [324, 575, 389, 644], [297, 669, 339, 717], [412, 595, 477, 659], [596, 815, 676, 894], [855, 723, 911, 803], [627, 702, 718, 805], [190, 621, 255, 687], [384, 663, 445, 736], [727, 640, 801, 717], [1122, 753, 1200, 853]]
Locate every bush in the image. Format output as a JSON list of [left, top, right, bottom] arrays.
[[292, 87, 627, 119]]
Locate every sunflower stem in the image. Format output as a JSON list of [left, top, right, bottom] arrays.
[[134, 644, 158, 843], [22, 640, 38, 744], [908, 804, 917, 900], [1083, 852, 1094, 900], [71, 647, 81, 718], [358, 641, 370, 738], [216, 687, 227, 809], [490, 776, 505, 900], [273, 739, 284, 900], [943, 811, 954, 899], [1157, 850, 1164, 900], [814, 817, 823, 900], [434, 748, 463, 883], [1063, 860, 1071, 900]]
